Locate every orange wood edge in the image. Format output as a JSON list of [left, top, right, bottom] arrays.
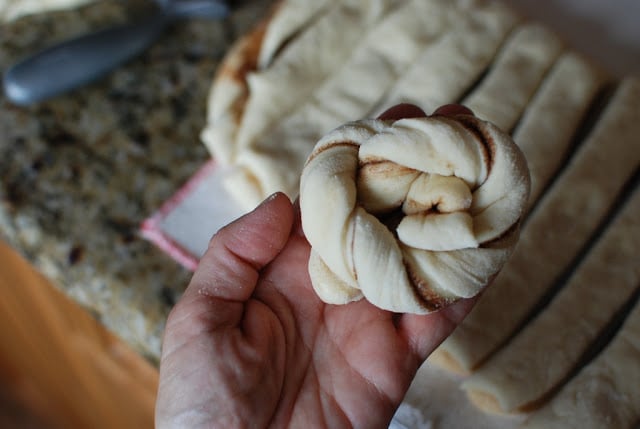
[[0, 240, 158, 428]]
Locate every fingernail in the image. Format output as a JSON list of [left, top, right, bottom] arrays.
[[258, 192, 280, 208]]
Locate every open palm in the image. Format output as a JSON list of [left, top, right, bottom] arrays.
[[155, 192, 474, 428], [155, 105, 477, 428]]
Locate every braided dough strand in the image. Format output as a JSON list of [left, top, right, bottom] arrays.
[[300, 115, 530, 314]]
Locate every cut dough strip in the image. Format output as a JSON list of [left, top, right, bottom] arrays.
[[463, 23, 564, 132], [373, 1, 519, 115], [520, 292, 640, 429], [511, 52, 608, 207], [462, 185, 640, 414], [430, 77, 640, 373], [256, 0, 337, 68], [200, 14, 269, 164]]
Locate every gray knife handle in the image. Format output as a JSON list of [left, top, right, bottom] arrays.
[[3, 13, 169, 105]]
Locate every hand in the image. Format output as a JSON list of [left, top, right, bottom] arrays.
[[155, 104, 477, 428]]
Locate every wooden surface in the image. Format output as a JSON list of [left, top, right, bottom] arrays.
[[0, 240, 158, 428]]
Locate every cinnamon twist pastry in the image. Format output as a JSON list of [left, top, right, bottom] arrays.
[[300, 113, 530, 314]]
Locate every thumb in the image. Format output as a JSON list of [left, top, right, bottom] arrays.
[[171, 192, 294, 330], [190, 191, 293, 301]]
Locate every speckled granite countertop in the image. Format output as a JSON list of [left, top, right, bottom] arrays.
[[0, 0, 272, 362]]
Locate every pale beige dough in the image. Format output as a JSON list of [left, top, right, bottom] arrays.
[[431, 77, 640, 373], [462, 186, 640, 413], [202, 0, 391, 166], [229, 0, 459, 209], [256, 0, 337, 69], [511, 52, 607, 206], [201, 0, 523, 209], [521, 295, 640, 428], [463, 23, 564, 131], [373, 1, 519, 115], [299, 115, 529, 313]]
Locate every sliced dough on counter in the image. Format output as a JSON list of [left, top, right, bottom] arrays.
[[256, 0, 337, 69], [202, 0, 397, 165], [511, 52, 608, 206], [200, 16, 269, 164], [234, 0, 401, 156], [462, 186, 640, 414], [521, 295, 640, 428], [228, 0, 513, 208], [463, 23, 564, 131], [374, 1, 519, 115], [203, 0, 527, 209], [430, 77, 640, 374]]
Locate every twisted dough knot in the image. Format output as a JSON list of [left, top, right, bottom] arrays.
[[300, 114, 530, 314]]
